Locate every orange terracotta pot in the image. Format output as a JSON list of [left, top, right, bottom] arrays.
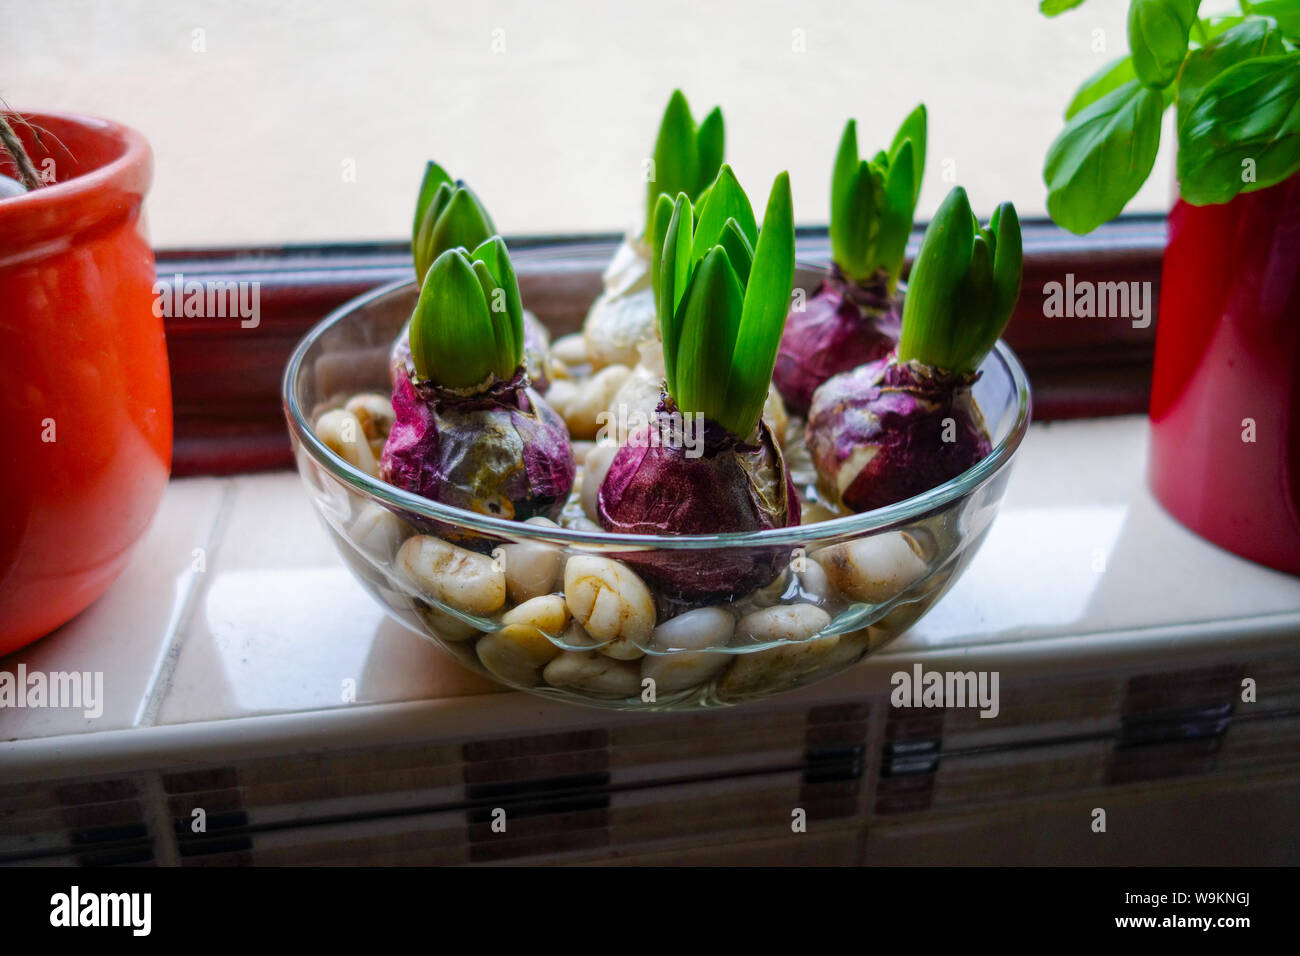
[[0, 112, 171, 655]]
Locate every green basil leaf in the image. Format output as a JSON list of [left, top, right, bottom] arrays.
[[1177, 17, 1284, 123], [1066, 56, 1137, 119], [1040, 0, 1088, 15], [1178, 52, 1300, 205], [1251, 0, 1300, 40], [1129, 0, 1201, 89], [1044, 79, 1165, 234], [1201, 15, 1246, 39]]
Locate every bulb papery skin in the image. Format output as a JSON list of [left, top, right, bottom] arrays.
[[773, 269, 901, 418], [380, 369, 576, 525], [582, 234, 658, 369], [596, 394, 799, 604], [806, 356, 991, 513]]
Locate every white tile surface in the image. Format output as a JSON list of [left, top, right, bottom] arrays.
[[895, 417, 1300, 651], [154, 473, 499, 726], [0, 478, 226, 739]]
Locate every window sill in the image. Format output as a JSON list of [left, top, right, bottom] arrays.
[[2, 415, 1297, 864]]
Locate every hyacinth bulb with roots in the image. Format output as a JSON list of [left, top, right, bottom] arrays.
[[596, 165, 800, 603], [807, 185, 1023, 513], [773, 105, 926, 417]]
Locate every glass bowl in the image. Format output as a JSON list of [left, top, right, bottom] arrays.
[[283, 265, 1032, 711]]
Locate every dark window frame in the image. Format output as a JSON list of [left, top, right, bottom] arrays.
[[158, 216, 1166, 476]]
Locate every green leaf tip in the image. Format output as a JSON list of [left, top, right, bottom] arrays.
[[411, 162, 496, 286], [898, 186, 1022, 376], [829, 105, 927, 288], [408, 236, 525, 389], [1128, 0, 1200, 90], [1040, 0, 1088, 16], [653, 168, 795, 439], [644, 90, 726, 238]]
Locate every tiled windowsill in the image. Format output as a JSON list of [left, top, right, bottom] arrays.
[[3, 415, 1298, 778]]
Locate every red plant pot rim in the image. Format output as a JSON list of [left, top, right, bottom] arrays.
[[0, 110, 153, 263]]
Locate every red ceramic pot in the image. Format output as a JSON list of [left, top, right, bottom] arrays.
[[0, 112, 171, 655], [1148, 172, 1300, 575]]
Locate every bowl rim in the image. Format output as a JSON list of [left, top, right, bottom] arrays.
[[283, 273, 1033, 551]]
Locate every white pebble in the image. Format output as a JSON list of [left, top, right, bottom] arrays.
[[475, 594, 568, 686], [544, 379, 579, 417], [550, 333, 589, 366], [800, 500, 840, 525], [736, 603, 832, 644], [764, 386, 789, 448], [798, 558, 832, 605], [563, 555, 655, 658], [497, 516, 564, 604], [542, 651, 641, 698], [563, 515, 605, 534], [641, 607, 734, 694], [583, 286, 656, 369], [417, 604, 481, 642], [344, 393, 395, 441], [816, 533, 928, 604], [315, 408, 379, 477], [563, 364, 632, 440], [580, 442, 619, 522], [349, 502, 407, 562], [609, 365, 665, 425], [396, 535, 506, 617], [719, 604, 836, 697]]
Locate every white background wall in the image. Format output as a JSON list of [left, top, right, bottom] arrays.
[[1, 0, 1178, 247]]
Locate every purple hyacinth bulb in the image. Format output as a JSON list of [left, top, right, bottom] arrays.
[[806, 357, 991, 513], [773, 269, 900, 418], [381, 370, 575, 522], [596, 395, 799, 602]]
